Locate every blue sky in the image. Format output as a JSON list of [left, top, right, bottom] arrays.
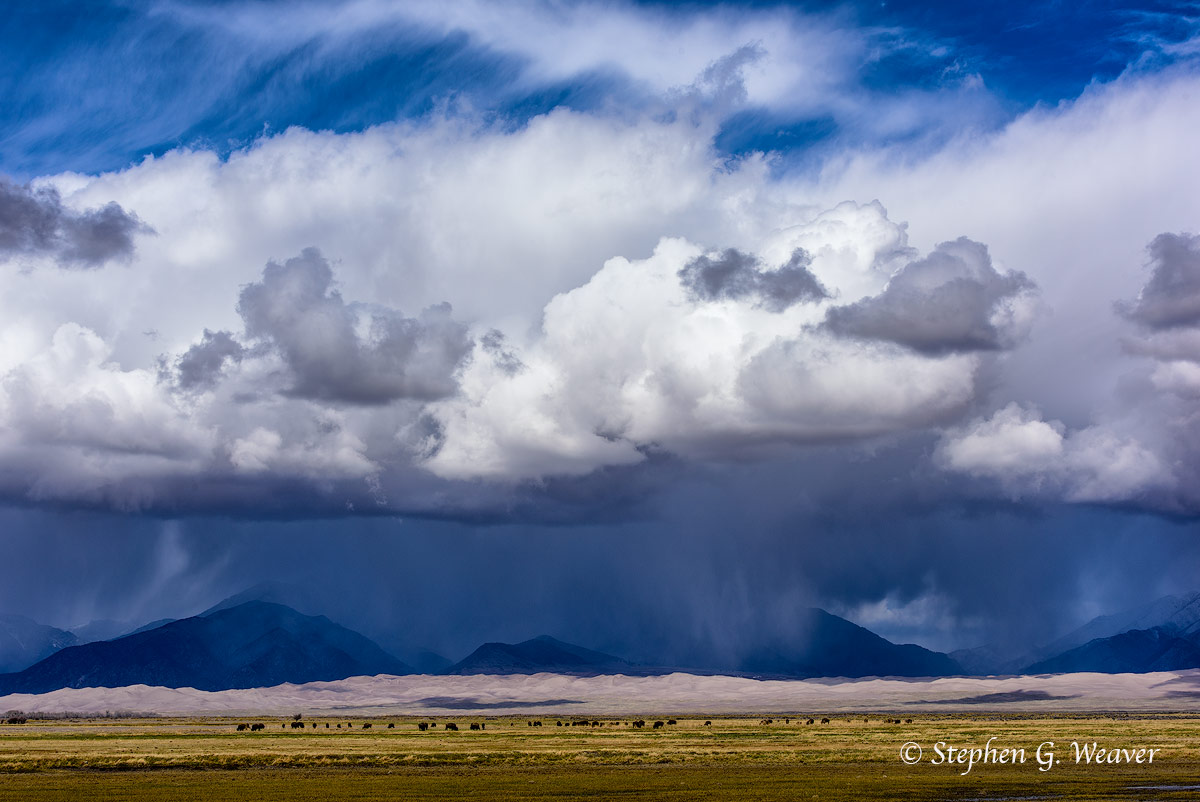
[[4, 1, 1195, 177], [1, 0, 1200, 658]]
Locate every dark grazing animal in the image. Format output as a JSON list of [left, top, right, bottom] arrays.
[[652, 721, 664, 729], [445, 722, 459, 731], [417, 723, 428, 731]]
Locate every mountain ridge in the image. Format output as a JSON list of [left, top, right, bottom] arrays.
[[0, 601, 412, 695]]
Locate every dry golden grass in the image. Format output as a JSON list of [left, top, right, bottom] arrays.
[[1, 713, 1197, 799]]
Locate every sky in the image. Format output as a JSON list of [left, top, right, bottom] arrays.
[[2, 0, 1200, 665]]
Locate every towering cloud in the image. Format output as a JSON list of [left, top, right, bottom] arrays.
[[0, 24, 1195, 525], [422, 206, 995, 481]]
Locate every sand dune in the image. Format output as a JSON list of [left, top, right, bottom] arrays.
[[2, 670, 1198, 716]]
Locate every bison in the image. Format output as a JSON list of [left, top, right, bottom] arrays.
[[445, 722, 459, 731], [652, 721, 664, 729]]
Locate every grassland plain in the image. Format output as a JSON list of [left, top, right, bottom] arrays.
[[0, 713, 1198, 800]]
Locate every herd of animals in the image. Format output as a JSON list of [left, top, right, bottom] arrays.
[[0, 714, 918, 729], [226, 716, 916, 731]]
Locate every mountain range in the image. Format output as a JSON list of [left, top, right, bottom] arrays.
[[3, 589, 1200, 695], [954, 591, 1200, 675], [0, 598, 966, 694], [0, 601, 411, 695]]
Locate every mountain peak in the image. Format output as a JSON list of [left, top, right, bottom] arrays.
[[0, 600, 411, 695], [449, 635, 629, 675], [738, 607, 961, 679]]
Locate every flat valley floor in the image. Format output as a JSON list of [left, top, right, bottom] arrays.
[[1, 714, 1199, 800]]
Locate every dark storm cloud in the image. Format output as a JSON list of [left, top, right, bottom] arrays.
[[679, 247, 828, 312], [0, 177, 144, 267], [4, 461, 1198, 672], [1116, 232, 1200, 330], [825, 237, 1035, 354], [237, 247, 472, 404], [174, 329, 245, 391]]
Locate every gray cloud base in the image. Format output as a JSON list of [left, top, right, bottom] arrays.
[[174, 330, 245, 391], [679, 247, 828, 312], [1117, 232, 1200, 330], [0, 177, 144, 267], [824, 237, 1035, 354]]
